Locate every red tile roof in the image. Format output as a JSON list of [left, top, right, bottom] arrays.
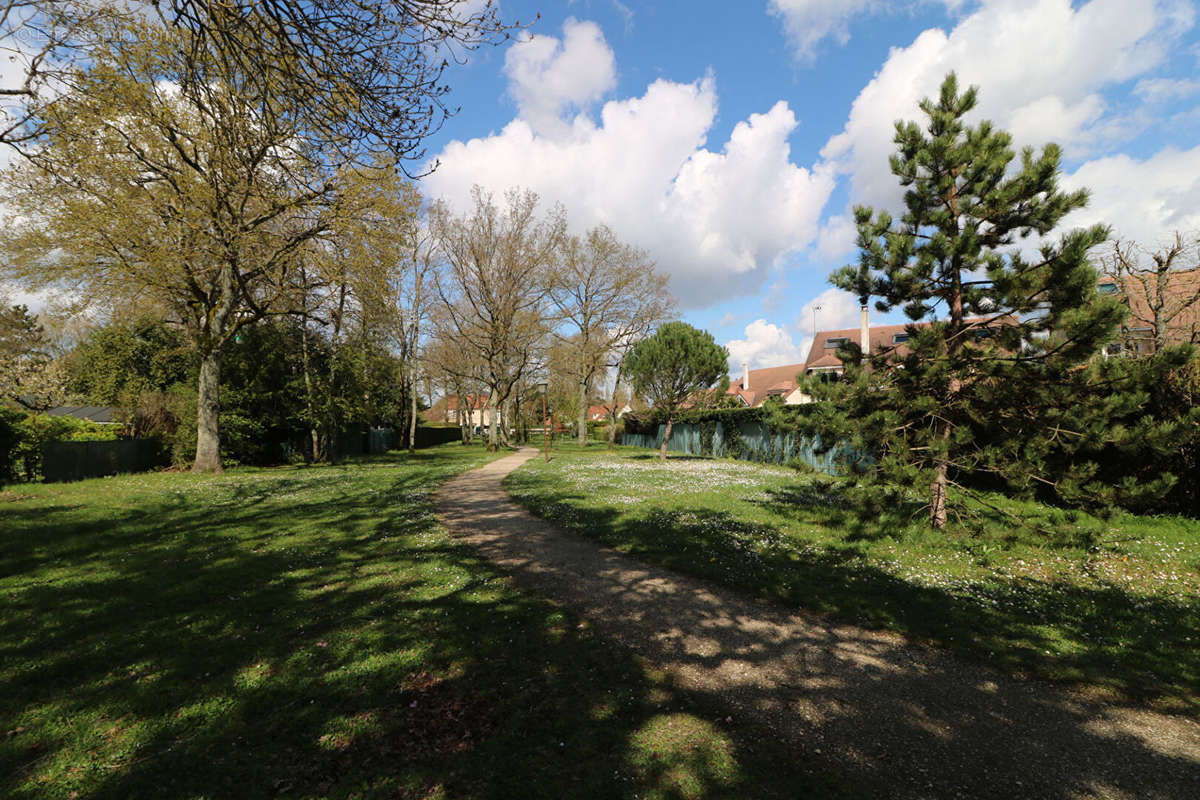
[[803, 317, 1015, 372], [725, 363, 806, 405], [446, 394, 491, 411]]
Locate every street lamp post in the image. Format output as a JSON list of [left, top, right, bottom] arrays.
[[536, 382, 549, 462]]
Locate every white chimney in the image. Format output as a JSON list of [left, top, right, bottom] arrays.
[[860, 304, 870, 356], [742, 362, 750, 391]]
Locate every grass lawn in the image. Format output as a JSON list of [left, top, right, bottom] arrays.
[[1, 444, 849, 800], [505, 444, 1200, 711]]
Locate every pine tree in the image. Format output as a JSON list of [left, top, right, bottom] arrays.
[[822, 73, 1133, 528], [623, 322, 728, 460]]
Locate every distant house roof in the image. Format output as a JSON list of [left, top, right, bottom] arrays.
[[587, 403, 631, 421], [46, 405, 118, 423], [803, 317, 1013, 372], [726, 362, 806, 406], [446, 394, 491, 411]]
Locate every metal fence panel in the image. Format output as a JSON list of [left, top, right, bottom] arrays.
[[622, 421, 845, 474], [42, 439, 165, 483]]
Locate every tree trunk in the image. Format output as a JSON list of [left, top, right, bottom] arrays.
[[407, 365, 418, 455], [499, 399, 511, 447], [931, 178, 965, 528], [193, 349, 223, 473], [658, 417, 673, 461], [300, 318, 322, 462], [488, 401, 498, 451], [930, 420, 950, 529], [578, 378, 589, 446], [607, 377, 621, 450]]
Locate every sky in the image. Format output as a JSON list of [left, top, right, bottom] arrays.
[[419, 0, 1200, 372]]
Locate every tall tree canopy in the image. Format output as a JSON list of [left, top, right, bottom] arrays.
[[550, 225, 674, 446], [0, 19, 346, 470], [623, 321, 727, 460], [822, 73, 1132, 528], [431, 187, 565, 450], [2, 1, 514, 165]]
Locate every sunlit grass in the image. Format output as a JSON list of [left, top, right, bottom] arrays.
[[506, 443, 1200, 710], [1, 444, 847, 799]]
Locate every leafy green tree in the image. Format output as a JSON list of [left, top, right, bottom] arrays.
[[1, 19, 344, 472], [623, 322, 727, 460], [67, 318, 191, 408], [823, 73, 1134, 528]]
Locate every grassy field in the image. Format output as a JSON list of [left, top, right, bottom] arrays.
[[505, 444, 1200, 711], [0, 444, 851, 800]]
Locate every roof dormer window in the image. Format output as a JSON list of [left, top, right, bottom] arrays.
[[824, 337, 849, 348]]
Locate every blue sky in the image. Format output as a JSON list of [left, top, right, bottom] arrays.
[[421, 0, 1200, 371]]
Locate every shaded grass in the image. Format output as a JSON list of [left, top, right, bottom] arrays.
[[505, 444, 1200, 711], [0, 444, 851, 799]]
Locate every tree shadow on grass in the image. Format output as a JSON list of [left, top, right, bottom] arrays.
[[469, 470, 1200, 798], [506, 472, 1199, 713], [0, 459, 842, 799]]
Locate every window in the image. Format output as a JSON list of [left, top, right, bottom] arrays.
[[1097, 283, 1119, 295], [892, 333, 910, 344], [824, 337, 849, 348]]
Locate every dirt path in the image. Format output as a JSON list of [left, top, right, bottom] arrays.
[[434, 448, 1199, 799]]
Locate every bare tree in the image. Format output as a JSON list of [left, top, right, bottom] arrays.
[[550, 225, 674, 446], [395, 228, 437, 453], [0, 1, 117, 147], [431, 188, 563, 450], [1099, 232, 1200, 353], [424, 309, 488, 444], [2, 2, 517, 164]]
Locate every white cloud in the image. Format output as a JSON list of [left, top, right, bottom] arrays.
[[1134, 76, 1200, 104], [822, 0, 1196, 213], [768, 1, 970, 62], [798, 287, 863, 337], [1063, 144, 1200, 247], [723, 290, 867, 372], [816, 213, 858, 262], [610, 0, 635, 33], [427, 24, 837, 308], [725, 319, 807, 370], [504, 19, 617, 137], [768, 0, 877, 62]]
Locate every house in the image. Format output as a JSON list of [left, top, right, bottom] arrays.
[[44, 405, 119, 424], [724, 362, 812, 407], [803, 316, 1015, 379], [1098, 269, 1200, 356], [423, 394, 499, 428], [587, 403, 632, 422]]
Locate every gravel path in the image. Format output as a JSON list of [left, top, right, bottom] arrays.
[[434, 448, 1200, 799]]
